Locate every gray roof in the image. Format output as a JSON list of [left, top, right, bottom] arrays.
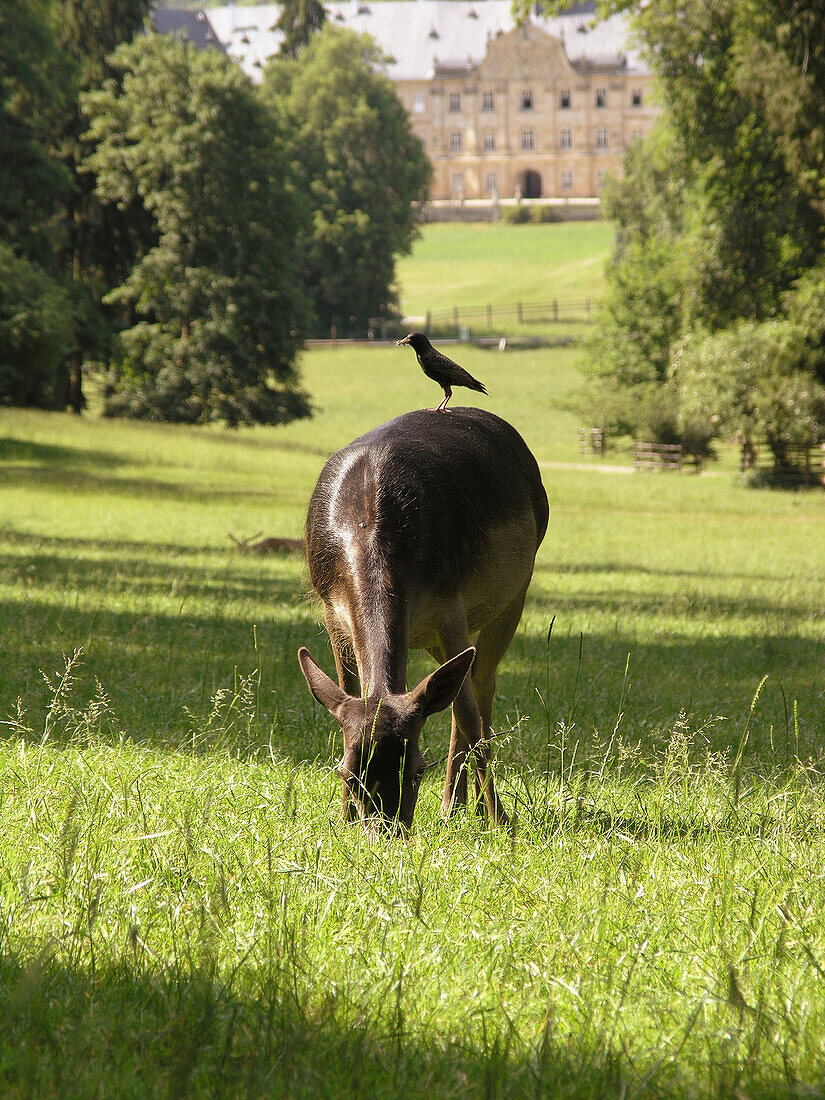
[[203, 1, 648, 82], [152, 7, 225, 51]]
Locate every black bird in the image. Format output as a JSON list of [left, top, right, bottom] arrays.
[[396, 332, 488, 412]]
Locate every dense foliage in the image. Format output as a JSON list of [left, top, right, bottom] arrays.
[[261, 27, 431, 336], [578, 0, 825, 466], [2, 6, 428, 421], [0, 0, 72, 409], [276, 0, 326, 59], [83, 35, 310, 426]]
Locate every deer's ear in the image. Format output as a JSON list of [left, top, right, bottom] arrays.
[[298, 648, 348, 713], [409, 647, 475, 719]]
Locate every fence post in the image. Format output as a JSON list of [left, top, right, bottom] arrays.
[[586, 298, 591, 320], [553, 299, 558, 322], [425, 311, 431, 335], [453, 306, 459, 329], [517, 302, 523, 323], [331, 324, 337, 348], [487, 304, 492, 328]]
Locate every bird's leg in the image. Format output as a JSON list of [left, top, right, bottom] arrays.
[[435, 388, 452, 412]]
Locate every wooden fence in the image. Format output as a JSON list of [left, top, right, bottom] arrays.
[[424, 297, 595, 333]]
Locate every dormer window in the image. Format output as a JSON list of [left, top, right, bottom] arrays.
[[595, 87, 606, 107]]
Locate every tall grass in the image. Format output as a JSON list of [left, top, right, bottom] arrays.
[[1, 346, 825, 1096]]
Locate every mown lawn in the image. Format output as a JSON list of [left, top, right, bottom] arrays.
[[1, 344, 825, 1097], [396, 220, 613, 336]]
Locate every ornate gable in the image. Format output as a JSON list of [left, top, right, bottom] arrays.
[[476, 22, 576, 80]]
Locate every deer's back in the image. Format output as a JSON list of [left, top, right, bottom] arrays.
[[306, 408, 548, 601]]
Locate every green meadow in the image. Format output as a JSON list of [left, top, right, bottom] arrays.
[[396, 220, 613, 336], [2, 233, 825, 1095]]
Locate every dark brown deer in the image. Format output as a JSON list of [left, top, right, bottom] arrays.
[[298, 407, 548, 831]]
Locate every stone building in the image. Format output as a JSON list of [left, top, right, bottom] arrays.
[[157, 2, 658, 202]]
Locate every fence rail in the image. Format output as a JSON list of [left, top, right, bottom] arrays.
[[421, 297, 595, 332]]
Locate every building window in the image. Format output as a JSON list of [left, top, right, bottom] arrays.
[[521, 128, 534, 151], [632, 128, 642, 142], [597, 169, 609, 190], [449, 129, 462, 152], [485, 171, 498, 195], [412, 92, 425, 114], [595, 127, 607, 149], [448, 92, 461, 112], [631, 88, 643, 107], [561, 168, 573, 190], [483, 129, 495, 151], [595, 87, 606, 107], [482, 90, 494, 112], [521, 88, 533, 110], [560, 88, 571, 109], [451, 172, 464, 197], [560, 128, 572, 150]]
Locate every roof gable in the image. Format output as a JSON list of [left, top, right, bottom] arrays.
[[476, 23, 577, 81]]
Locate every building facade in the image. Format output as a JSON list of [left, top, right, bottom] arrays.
[[398, 22, 657, 201], [157, 2, 659, 201]]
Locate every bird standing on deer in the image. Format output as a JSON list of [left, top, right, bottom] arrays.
[[397, 332, 487, 411]]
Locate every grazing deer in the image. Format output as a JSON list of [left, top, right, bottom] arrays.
[[298, 407, 548, 831]]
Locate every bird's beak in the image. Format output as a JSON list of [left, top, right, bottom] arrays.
[[396, 336, 410, 346]]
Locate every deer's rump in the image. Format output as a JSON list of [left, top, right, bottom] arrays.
[[306, 407, 548, 599]]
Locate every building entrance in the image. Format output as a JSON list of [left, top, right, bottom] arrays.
[[520, 169, 542, 198]]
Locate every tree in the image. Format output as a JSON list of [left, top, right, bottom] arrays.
[[261, 27, 431, 335], [0, 0, 76, 409], [47, 0, 156, 413], [579, 0, 825, 461], [276, 0, 326, 58], [82, 35, 310, 426], [0, 245, 75, 410], [0, 0, 70, 265]]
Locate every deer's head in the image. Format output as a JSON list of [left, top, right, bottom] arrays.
[[298, 646, 475, 831]]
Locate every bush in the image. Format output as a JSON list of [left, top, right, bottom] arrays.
[[0, 244, 74, 409]]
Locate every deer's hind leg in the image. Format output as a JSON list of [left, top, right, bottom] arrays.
[[467, 584, 531, 824]]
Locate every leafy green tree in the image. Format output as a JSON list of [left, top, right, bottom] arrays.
[[82, 35, 309, 426], [0, 245, 75, 409], [276, 0, 326, 58], [578, 0, 825, 460], [261, 27, 431, 335], [0, 0, 70, 265], [675, 264, 825, 465], [0, 0, 76, 409], [47, 0, 156, 412]]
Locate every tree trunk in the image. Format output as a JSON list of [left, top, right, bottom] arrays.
[[68, 350, 85, 414]]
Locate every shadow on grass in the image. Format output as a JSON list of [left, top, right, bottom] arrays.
[[0, 438, 125, 468], [1, 530, 823, 771], [0, 952, 801, 1100], [0, 464, 284, 503]]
